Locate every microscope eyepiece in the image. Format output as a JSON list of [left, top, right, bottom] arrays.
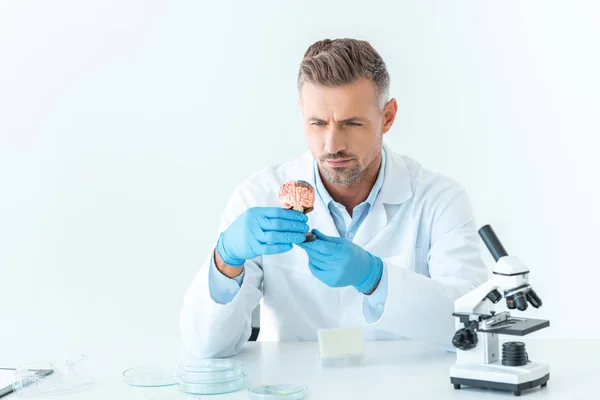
[[478, 225, 509, 262]]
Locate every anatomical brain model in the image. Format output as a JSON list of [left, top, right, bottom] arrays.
[[278, 180, 316, 241], [278, 180, 315, 213]]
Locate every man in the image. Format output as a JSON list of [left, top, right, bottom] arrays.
[[180, 38, 487, 358]]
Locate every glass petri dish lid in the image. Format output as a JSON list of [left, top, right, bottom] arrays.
[[122, 364, 178, 387], [248, 383, 308, 399], [178, 373, 246, 395], [176, 359, 244, 384]]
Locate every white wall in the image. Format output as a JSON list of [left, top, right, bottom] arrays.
[[1, 0, 599, 366]]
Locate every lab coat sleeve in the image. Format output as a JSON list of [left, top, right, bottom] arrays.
[[180, 184, 263, 359], [362, 263, 388, 323], [363, 186, 488, 348], [207, 252, 245, 304]]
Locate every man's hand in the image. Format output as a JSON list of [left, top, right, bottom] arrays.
[[215, 207, 309, 276], [297, 229, 383, 294]]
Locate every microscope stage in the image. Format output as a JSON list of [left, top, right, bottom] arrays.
[[478, 317, 549, 336], [452, 313, 549, 336]]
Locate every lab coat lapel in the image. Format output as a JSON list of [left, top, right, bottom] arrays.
[[351, 142, 414, 249], [352, 200, 387, 248]]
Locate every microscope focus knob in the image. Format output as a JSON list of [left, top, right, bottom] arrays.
[[452, 322, 479, 351]]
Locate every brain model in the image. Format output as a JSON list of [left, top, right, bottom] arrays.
[[278, 180, 316, 242], [278, 180, 315, 214]]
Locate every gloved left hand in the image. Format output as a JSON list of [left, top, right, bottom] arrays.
[[296, 229, 383, 294]]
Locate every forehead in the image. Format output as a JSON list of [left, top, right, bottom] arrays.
[[299, 78, 379, 117]]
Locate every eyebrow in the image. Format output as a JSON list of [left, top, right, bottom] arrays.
[[309, 117, 364, 123]]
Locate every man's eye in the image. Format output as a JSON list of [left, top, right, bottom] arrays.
[[346, 122, 362, 126], [312, 121, 325, 126]]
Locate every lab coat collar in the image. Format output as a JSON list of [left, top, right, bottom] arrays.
[[292, 141, 413, 243], [378, 141, 413, 205], [297, 141, 413, 206]]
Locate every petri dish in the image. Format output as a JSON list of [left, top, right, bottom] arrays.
[[248, 383, 308, 400], [178, 374, 247, 395], [122, 365, 178, 387], [177, 359, 244, 383]]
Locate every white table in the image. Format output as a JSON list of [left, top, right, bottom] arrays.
[[39, 339, 599, 399]]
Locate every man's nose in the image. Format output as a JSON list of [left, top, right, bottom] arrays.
[[324, 126, 346, 155]]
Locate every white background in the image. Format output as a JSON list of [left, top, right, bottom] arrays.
[[1, 0, 599, 367]]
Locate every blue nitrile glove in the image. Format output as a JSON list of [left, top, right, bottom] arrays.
[[216, 207, 309, 266], [296, 229, 383, 293]]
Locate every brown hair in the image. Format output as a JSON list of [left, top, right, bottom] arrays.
[[297, 38, 390, 108]]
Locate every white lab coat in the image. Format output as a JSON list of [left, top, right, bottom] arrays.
[[180, 142, 488, 358]]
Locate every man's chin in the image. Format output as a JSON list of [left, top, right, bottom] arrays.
[[323, 171, 361, 185], [318, 162, 361, 183]]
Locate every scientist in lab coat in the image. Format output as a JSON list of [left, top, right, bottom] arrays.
[[180, 38, 487, 358]]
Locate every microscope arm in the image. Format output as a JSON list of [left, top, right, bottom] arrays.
[[454, 279, 500, 314]]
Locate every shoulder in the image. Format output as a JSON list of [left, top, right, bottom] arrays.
[[395, 153, 470, 202], [388, 151, 478, 243], [387, 151, 474, 223]]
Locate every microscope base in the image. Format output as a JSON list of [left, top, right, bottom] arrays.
[[450, 361, 549, 396]]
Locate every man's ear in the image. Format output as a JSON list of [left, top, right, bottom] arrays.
[[381, 98, 398, 134]]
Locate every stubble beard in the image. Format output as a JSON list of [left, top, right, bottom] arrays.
[[320, 160, 364, 185]]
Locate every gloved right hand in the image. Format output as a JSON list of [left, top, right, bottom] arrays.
[[216, 207, 310, 266]]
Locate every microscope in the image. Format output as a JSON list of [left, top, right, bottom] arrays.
[[449, 225, 550, 396]]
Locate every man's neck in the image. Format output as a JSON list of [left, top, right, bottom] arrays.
[[320, 153, 382, 215]]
